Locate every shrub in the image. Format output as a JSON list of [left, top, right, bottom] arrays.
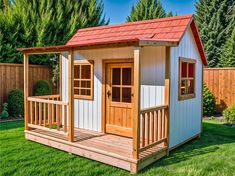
[[223, 105, 235, 123], [203, 84, 216, 116], [7, 89, 24, 118], [0, 103, 9, 119], [34, 80, 52, 96]]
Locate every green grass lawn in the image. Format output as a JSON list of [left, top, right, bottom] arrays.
[[0, 120, 235, 176]]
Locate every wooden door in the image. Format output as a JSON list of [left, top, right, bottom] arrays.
[[105, 63, 134, 137]]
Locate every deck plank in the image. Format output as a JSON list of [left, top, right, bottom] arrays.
[[28, 127, 167, 173]]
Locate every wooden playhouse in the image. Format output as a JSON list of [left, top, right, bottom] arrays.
[[18, 14, 207, 173]]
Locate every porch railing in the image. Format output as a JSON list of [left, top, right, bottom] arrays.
[[27, 94, 68, 135], [139, 105, 168, 153]]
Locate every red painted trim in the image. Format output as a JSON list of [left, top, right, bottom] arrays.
[[190, 20, 208, 66]]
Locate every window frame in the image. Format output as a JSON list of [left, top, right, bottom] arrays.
[[178, 57, 196, 101], [74, 60, 94, 100]]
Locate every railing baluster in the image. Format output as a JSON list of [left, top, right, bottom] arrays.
[[64, 105, 67, 132], [35, 101, 38, 125], [43, 103, 46, 127], [146, 112, 150, 145], [139, 105, 168, 153], [160, 109, 163, 139], [56, 105, 59, 130], [141, 113, 145, 147], [48, 103, 52, 128], [27, 95, 68, 137], [150, 111, 154, 144], [30, 101, 33, 124], [39, 102, 42, 125], [164, 107, 168, 146], [52, 103, 55, 125]]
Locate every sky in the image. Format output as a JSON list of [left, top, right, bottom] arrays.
[[103, 0, 196, 24]]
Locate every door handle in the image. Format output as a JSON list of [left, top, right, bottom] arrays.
[[107, 90, 111, 97]]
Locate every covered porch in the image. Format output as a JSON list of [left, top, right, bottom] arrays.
[[18, 43, 170, 173]]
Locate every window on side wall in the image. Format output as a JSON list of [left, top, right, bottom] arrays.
[[179, 57, 196, 101], [74, 60, 94, 100]]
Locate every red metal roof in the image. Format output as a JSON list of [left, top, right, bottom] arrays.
[[67, 14, 207, 65], [67, 14, 192, 45], [17, 14, 207, 65]]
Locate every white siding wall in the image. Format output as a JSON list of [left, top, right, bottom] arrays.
[[62, 46, 165, 132], [169, 27, 203, 148], [140, 46, 165, 109]]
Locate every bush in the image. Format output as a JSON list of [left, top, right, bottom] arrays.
[[7, 89, 24, 118], [223, 105, 235, 123], [203, 84, 216, 116], [0, 103, 9, 119], [34, 80, 52, 96]]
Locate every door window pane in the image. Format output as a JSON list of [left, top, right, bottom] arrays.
[[112, 68, 121, 85], [112, 87, 120, 102], [122, 68, 131, 85], [122, 88, 131, 103]]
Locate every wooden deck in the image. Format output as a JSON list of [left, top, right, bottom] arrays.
[[25, 128, 167, 173]]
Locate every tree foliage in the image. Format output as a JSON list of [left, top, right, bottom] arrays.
[[0, 0, 109, 65], [219, 27, 235, 67], [126, 0, 173, 22], [195, 0, 234, 67]]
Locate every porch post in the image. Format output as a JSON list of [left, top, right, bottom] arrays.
[[68, 50, 74, 142], [164, 47, 171, 155], [24, 53, 29, 130], [132, 47, 141, 159]]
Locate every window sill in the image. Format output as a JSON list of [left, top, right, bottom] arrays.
[[178, 94, 195, 101]]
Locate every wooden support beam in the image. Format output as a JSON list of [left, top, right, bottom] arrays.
[[24, 53, 29, 130], [132, 47, 141, 159], [68, 50, 74, 142], [164, 47, 171, 156]]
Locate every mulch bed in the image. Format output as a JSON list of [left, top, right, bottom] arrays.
[[203, 115, 235, 127]]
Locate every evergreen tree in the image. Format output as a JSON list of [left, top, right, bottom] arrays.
[[219, 27, 235, 67], [195, 0, 234, 67], [0, 0, 109, 64], [126, 0, 173, 22]]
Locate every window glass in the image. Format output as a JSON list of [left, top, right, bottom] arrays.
[[188, 63, 194, 77], [112, 68, 121, 85], [112, 87, 120, 102], [122, 88, 131, 103], [179, 58, 196, 100], [122, 68, 131, 85], [74, 61, 93, 99], [181, 62, 187, 78]]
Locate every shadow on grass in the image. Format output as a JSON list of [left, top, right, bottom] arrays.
[[140, 121, 235, 173], [0, 121, 24, 131]]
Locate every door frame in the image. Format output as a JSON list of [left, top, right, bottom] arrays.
[[101, 58, 134, 134]]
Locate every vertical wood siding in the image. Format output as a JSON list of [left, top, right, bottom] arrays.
[[140, 46, 165, 109], [204, 68, 235, 112], [169, 28, 203, 148], [62, 46, 165, 132], [0, 63, 53, 111]]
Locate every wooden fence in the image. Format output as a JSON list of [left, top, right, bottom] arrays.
[[0, 63, 53, 111], [204, 68, 235, 112]]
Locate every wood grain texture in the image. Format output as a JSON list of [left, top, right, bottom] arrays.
[[204, 68, 235, 112], [0, 63, 54, 111], [25, 127, 167, 173]]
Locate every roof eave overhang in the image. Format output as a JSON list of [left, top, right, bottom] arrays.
[[17, 39, 179, 55]]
